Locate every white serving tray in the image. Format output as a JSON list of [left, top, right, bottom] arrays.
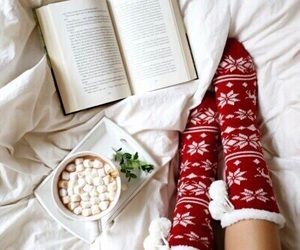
[[34, 117, 158, 244]]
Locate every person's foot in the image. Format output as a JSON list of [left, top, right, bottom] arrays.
[[211, 38, 284, 228], [168, 92, 219, 250]]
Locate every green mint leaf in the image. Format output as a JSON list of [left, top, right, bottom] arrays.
[[113, 149, 154, 182], [130, 173, 137, 178], [123, 153, 132, 159]]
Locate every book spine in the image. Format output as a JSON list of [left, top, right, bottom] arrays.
[[32, 9, 68, 115], [185, 33, 198, 80], [32, 9, 52, 67]]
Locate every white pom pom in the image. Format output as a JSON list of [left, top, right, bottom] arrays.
[[143, 235, 162, 250], [148, 220, 162, 239], [159, 218, 172, 237], [149, 217, 172, 239], [157, 246, 170, 250], [209, 200, 225, 220], [161, 218, 171, 236], [209, 180, 227, 201]]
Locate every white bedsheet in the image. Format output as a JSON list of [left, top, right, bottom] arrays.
[[0, 0, 299, 249]]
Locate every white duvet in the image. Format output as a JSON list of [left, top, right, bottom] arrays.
[[0, 0, 299, 249]]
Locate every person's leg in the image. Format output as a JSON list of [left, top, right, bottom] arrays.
[[225, 220, 281, 250], [210, 39, 284, 247], [168, 92, 220, 250]]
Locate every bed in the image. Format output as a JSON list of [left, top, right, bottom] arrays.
[[0, 0, 299, 249]]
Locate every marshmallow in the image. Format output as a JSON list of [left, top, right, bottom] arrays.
[[82, 208, 92, 217], [99, 192, 108, 201], [91, 205, 101, 215], [90, 197, 100, 205], [74, 186, 83, 195], [67, 187, 74, 196], [70, 194, 81, 202], [75, 158, 83, 165], [68, 202, 79, 210], [85, 175, 93, 185], [61, 171, 70, 180], [77, 171, 85, 178], [103, 175, 111, 185], [81, 201, 92, 209], [83, 159, 92, 168], [66, 163, 76, 172], [83, 184, 93, 193], [91, 168, 98, 178], [59, 188, 67, 197], [107, 181, 117, 192], [97, 168, 106, 177], [68, 179, 76, 188], [89, 188, 98, 197], [69, 172, 78, 180], [77, 178, 86, 187], [99, 201, 109, 211], [93, 159, 103, 169], [97, 185, 107, 193], [58, 180, 68, 189], [84, 168, 92, 177], [110, 169, 119, 178], [76, 164, 84, 172], [92, 177, 102, 186], [81, 192, 90, 201], [104, 164, 113, 174], [73, 206, 82, 215], [62, 196, 70, 204], [107, 191, 116, 201]]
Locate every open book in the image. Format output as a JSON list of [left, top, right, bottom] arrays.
[[36, 0, 197, 114]]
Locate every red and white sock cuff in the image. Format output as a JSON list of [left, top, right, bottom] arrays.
[[171, 246, 200, 250], [208, 180, 285, 228], [221, 208, 285, 228]]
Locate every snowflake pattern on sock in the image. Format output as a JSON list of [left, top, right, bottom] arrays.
[[168, 92, 219, 250], [214, 38, 280, 213], [169, 39, 282, 250]]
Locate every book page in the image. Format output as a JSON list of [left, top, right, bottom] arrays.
[[37, 0, 131, 114], [108, 0, 197, 94]]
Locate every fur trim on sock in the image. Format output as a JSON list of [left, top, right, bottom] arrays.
[[221, 208, 285, 228], [171, 246, 200, 250]]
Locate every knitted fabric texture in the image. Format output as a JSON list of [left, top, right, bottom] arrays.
[[168, 38, 283, 249]]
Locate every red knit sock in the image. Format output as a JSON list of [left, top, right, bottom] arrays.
[[169, 92, 219, 250], [210, 38, 284, 227]]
